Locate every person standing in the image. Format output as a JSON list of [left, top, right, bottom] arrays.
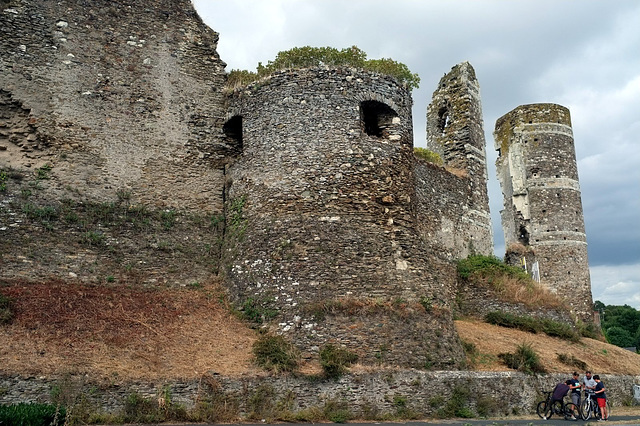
[[583, 370, 596, 391], [568, 372, 581, 419], [593, 375, 608, 421]]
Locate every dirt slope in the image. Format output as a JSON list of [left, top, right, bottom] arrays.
[[456, 319, 640, 375], [1, 278, 639, 380]]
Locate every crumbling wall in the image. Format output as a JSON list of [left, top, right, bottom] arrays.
[[425, 62, 493, 255], [494, 104, 593, 320], [0, 0, 229, 212]]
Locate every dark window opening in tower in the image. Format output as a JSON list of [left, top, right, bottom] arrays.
[[518, 224, 530, 246], [360, 100, 397, 137], [223, 115, 243, 154], [437, 106, 451, 136]]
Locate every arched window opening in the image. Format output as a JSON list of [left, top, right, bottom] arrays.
[[223, 115, 243, 154], [437, 106, 451, 136], [360, 100, 398, 137], [518, 224, 530, 246]]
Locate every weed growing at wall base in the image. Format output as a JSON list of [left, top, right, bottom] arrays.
[[319, 344, 359, 379], [253, 333, 300, 373], [0, 402, 66, 425]]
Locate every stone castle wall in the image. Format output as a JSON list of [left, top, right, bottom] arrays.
[[1, 0, 596, 375], [2, 372, 638, 418], [494, 104, 593, 320], [1, 0, 230, 213], [426, 62, 493, 255], [224, 67, 486, 368]]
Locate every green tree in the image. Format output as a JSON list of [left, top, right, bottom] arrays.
[[227, 46, 420, 90], [605, 326, 635, 348]]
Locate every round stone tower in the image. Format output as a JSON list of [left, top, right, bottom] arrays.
[[494, 103, 593, 320], [223, 67, 464, 369]]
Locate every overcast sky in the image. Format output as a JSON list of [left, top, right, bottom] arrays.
[[192, 0, 640, 309]]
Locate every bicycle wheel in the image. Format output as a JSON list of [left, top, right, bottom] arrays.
[[536, 400, 549, 418], [550, 400, 564, 418], [605, 400, 611, 419], [580, 398, 592, 420], [564, 402, 578, 419]]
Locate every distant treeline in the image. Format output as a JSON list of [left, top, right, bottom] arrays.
[[595, 301, 640, 351]]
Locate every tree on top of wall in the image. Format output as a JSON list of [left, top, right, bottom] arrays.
[[227, 46, 420, 90]]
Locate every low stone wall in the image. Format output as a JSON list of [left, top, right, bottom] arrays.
[[2, 371, 638, 418], [457, 283, 575, 324]]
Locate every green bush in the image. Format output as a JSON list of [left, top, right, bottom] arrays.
[[457, 254, 529, 281], [0, 402, 66, 426], [498, 342, 546, 374], [577, 319, 600, 339], [241, 297, 278, 324], [319, 344, 358, 379], [0, 170, 7, 192], [414, 147, 443, 165], [123, 392, 164, 424], [485, 311, 540, 334], [556, 353, 587, 370], [541, 318, 580, 342], [323, 399, 352, 423], [228, 46, 420, 90], [485, 311, 580, 342], [253, 334, 300, 373]]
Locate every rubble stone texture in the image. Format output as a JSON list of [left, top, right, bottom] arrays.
[[1, 0, 594, 369], [494, 104, 594, 320]]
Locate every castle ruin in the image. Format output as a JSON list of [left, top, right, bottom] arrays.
[[0, 0, 593, 369]]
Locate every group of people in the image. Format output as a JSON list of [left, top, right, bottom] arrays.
[[552, 370, 608, 420]]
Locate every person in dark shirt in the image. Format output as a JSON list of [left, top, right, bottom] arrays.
[[568, 372, 582, 419], [552, 380, 571, 402], [593, 374, 608, 421]]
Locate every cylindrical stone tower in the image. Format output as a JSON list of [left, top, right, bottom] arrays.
[[494, 103, 593, 320], [223, 67, 464, 369]]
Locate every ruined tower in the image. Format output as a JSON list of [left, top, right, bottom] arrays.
[[224, 67, 465, 369], [494, 104, 593, 320], [426, 62, 493, 255]]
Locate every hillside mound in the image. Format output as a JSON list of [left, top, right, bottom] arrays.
[[2, 278, 639, 380], [456, 319, 640, 375], [0, 279, 259, 380]]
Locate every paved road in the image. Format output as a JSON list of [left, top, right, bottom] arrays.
[[154, 415, 640, 426]]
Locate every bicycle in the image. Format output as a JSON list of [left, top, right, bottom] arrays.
[[581, 389, 611, 420], [536, 391, 576, 420]]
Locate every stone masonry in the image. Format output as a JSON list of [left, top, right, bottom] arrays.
[[1, 0, 595, 373], [494, 104, 594, 320]]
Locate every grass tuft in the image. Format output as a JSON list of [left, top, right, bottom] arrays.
[[498, 342, 546, 374], [253, 334, 300, 373]]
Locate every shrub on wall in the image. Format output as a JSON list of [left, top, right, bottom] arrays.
[[457, 255, 567, 310], [319, 344, 359, 379], [227, 46, 420, 89], [414, 147, 443, 165]]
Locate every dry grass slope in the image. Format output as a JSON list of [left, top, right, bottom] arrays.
[[1, 278, 639, 380], [0, 278, 259, 380]]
